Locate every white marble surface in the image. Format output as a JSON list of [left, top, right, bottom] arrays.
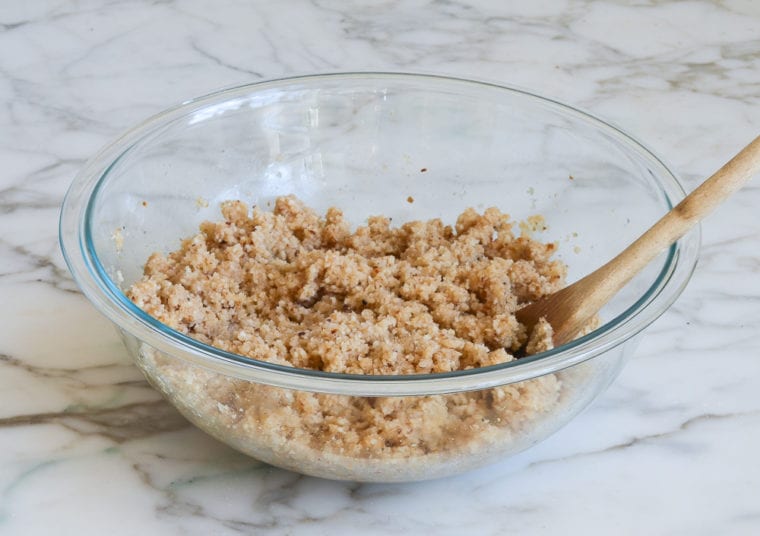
[[1, 1, 760, 534]]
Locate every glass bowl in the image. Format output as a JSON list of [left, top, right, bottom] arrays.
[[59, 73, 699, 482]]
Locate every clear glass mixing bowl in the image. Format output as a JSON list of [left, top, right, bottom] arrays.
[[60, 73, 699, 481]]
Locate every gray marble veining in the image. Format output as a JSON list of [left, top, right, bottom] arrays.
[[1, 1, 759, 534]]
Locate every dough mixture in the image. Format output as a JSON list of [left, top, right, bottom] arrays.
[[128, 196, 571, 480]]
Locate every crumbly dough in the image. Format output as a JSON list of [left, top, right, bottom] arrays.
[[128, 196, 570, 480]]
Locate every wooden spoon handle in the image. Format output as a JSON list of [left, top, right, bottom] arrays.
[[595, 135, 760, 291], [518, 135, 760, 347]]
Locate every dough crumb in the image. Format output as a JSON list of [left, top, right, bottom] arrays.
[[519, 215, 548, 237], [111, 227, 124, 253]]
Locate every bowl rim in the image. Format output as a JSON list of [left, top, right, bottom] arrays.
[[59, 71, 700, 396]]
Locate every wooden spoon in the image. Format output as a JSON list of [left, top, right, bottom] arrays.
[[516, 135, 760, 347]]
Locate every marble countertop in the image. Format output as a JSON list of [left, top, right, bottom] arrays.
[[2, 1, 760, 534]]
